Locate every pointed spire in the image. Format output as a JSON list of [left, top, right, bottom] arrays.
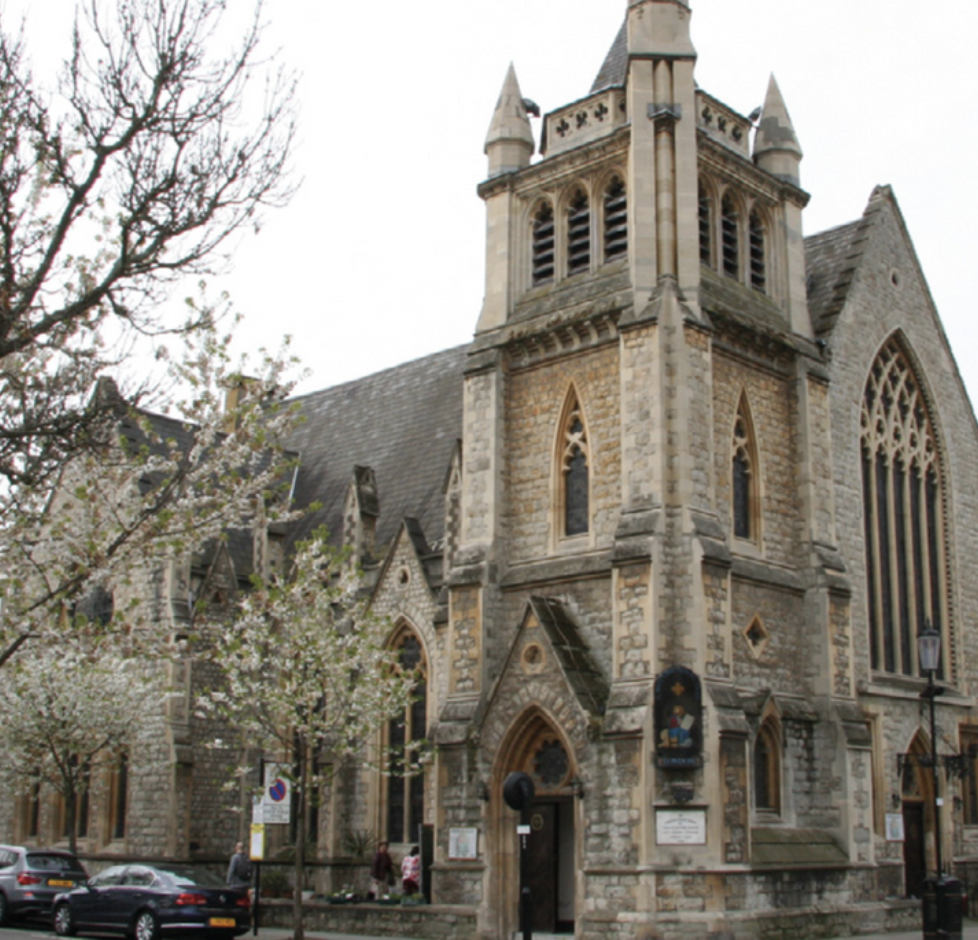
[[484, 63, 534, 178], [753, 74, 803, 185]]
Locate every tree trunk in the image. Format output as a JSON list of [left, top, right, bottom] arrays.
[[292, 737, 309, 940], [65, 788, 77, 855]]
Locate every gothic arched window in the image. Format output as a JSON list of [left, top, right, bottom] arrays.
[[603, 177, 627, 262], [861, 339, 947, 677], [698, 183, 713, 267], [386, 629, 428, 844], [753, 720, 781, 814], [732, 398, 758, 541], [749, 210, 766, 293], [558, 394, 590, 538], [721, 195, 739, 278], [532, 203, 555, 286], [567, 188, 590, 276]]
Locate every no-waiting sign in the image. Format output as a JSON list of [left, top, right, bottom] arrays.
[[262, 763, 292, 824]]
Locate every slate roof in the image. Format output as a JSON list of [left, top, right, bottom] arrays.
[[804, 218, 869, 335], [591, 18, 627, 93], [286, 345, 467, 553]]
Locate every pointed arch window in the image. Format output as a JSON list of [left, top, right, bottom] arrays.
[[749, 210, 766, 293], [861, 339, 947, 677], [753, 720, 781, 814], [721, 195, 739, 278], [110, 752, 129, 841], [698, 183, 713, 267], [559, 395, 590, 538], [532, 203, 555, 286], [386, 630, 427, 844], [567, 189, 590, 275], [732, 398, 758, 541], [603, 177, 627, 262]]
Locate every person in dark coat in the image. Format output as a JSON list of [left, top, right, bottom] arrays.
[[369, 841, 394, 898]]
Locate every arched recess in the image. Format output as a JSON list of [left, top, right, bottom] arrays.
[[698, 177, 716, 268], [487, 706, 581, 938], [601, 173, 627, 263], [861, 334, 950, 679], [530, 199, 556, 286], [720, 190, 742, 279], [747, 206, 768, 293], [565, 185, 591, 276], [552, 385, 592, 545], [752, 715, 782, 818], [732, 392, 761, 543], [900, 730, 939, 898], [382, 622, 429, 845]]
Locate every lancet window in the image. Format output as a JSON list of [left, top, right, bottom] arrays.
[[386, 629, 428, 844], [567, 189, 590, 275], [749, 210, 766, 293], [753, 719, 781, 814], [861, 339, 947, 677], [603, 177, 627, 262], [721, 195, 739, 278], [732, 398, 758, 541], [558, 396, 590, 538], [532, 203, 555, 285], [698, 184, 713, 266]]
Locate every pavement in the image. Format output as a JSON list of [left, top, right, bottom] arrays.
[[253, 922, 978, 940]]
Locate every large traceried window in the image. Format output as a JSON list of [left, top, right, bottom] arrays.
[[557, 391, 590, 539], [861, 338, 947, 677], [386, 629, 427, 844]]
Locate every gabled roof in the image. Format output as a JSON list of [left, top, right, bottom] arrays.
[[286, 345, 467, 552]]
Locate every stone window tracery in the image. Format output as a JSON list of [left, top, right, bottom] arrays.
[[861, 338, 947, 677], [386, 628, 428, 844]]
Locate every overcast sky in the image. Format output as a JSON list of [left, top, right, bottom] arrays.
[[8, 0, 978, 404]]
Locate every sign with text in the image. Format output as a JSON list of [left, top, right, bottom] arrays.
[[656, 809, 706, 845], [262, 763, 292, 824]]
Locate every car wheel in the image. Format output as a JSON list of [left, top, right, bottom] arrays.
[[0, 891, 8, 927], [134, 910, 160, 940], [54, 903, 77, 937]]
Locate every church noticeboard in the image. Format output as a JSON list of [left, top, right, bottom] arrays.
[[654, 666, 703, 768], [656, 809, 707, 845]]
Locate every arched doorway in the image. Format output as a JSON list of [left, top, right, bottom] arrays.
[[902, 732, 936, 899], [490, 708, 579, 936]]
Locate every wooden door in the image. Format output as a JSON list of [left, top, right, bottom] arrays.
[[903, 802, 927, 898], [527, 803, 558, 932]]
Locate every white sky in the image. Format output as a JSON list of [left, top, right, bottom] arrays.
[[7, 0, 978, 404]]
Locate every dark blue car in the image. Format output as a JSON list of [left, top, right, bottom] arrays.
[[52, 863, 250, 940]]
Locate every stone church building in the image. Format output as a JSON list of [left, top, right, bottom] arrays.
[[6, 1, 978, 938]]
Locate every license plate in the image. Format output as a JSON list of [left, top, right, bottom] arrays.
[[48, 880, 73, 888], [209, 918, 236, 928]]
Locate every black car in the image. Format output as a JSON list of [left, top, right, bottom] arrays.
[[52, 863, 250, 940], [0, 845, 88, 925]]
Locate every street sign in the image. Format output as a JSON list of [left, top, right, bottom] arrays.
[[262, 763, 291, 824]]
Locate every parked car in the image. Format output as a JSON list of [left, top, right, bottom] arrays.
[[0, 844, 88, 925], [52, 863, 251, 940]]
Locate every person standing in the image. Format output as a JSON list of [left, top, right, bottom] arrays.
[[227, 841, 253, 888], [369, 841, 394, 898], [401, 845, 421, 895]]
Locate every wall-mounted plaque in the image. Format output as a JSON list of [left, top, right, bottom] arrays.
[[449, 827, 479, 859], [656, 809, 707, 845]]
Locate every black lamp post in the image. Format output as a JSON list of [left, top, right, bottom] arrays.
[[918, 622, 944, 879]]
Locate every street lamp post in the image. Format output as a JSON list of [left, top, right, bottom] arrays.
[[918, 624, 944, 879]]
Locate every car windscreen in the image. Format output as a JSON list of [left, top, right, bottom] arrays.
[[26, 854, 86, 875], [153, 866, 226, 888]]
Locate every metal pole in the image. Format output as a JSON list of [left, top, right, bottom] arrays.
[[928, 670, 943, 878], [520, 824, 531, 940]]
